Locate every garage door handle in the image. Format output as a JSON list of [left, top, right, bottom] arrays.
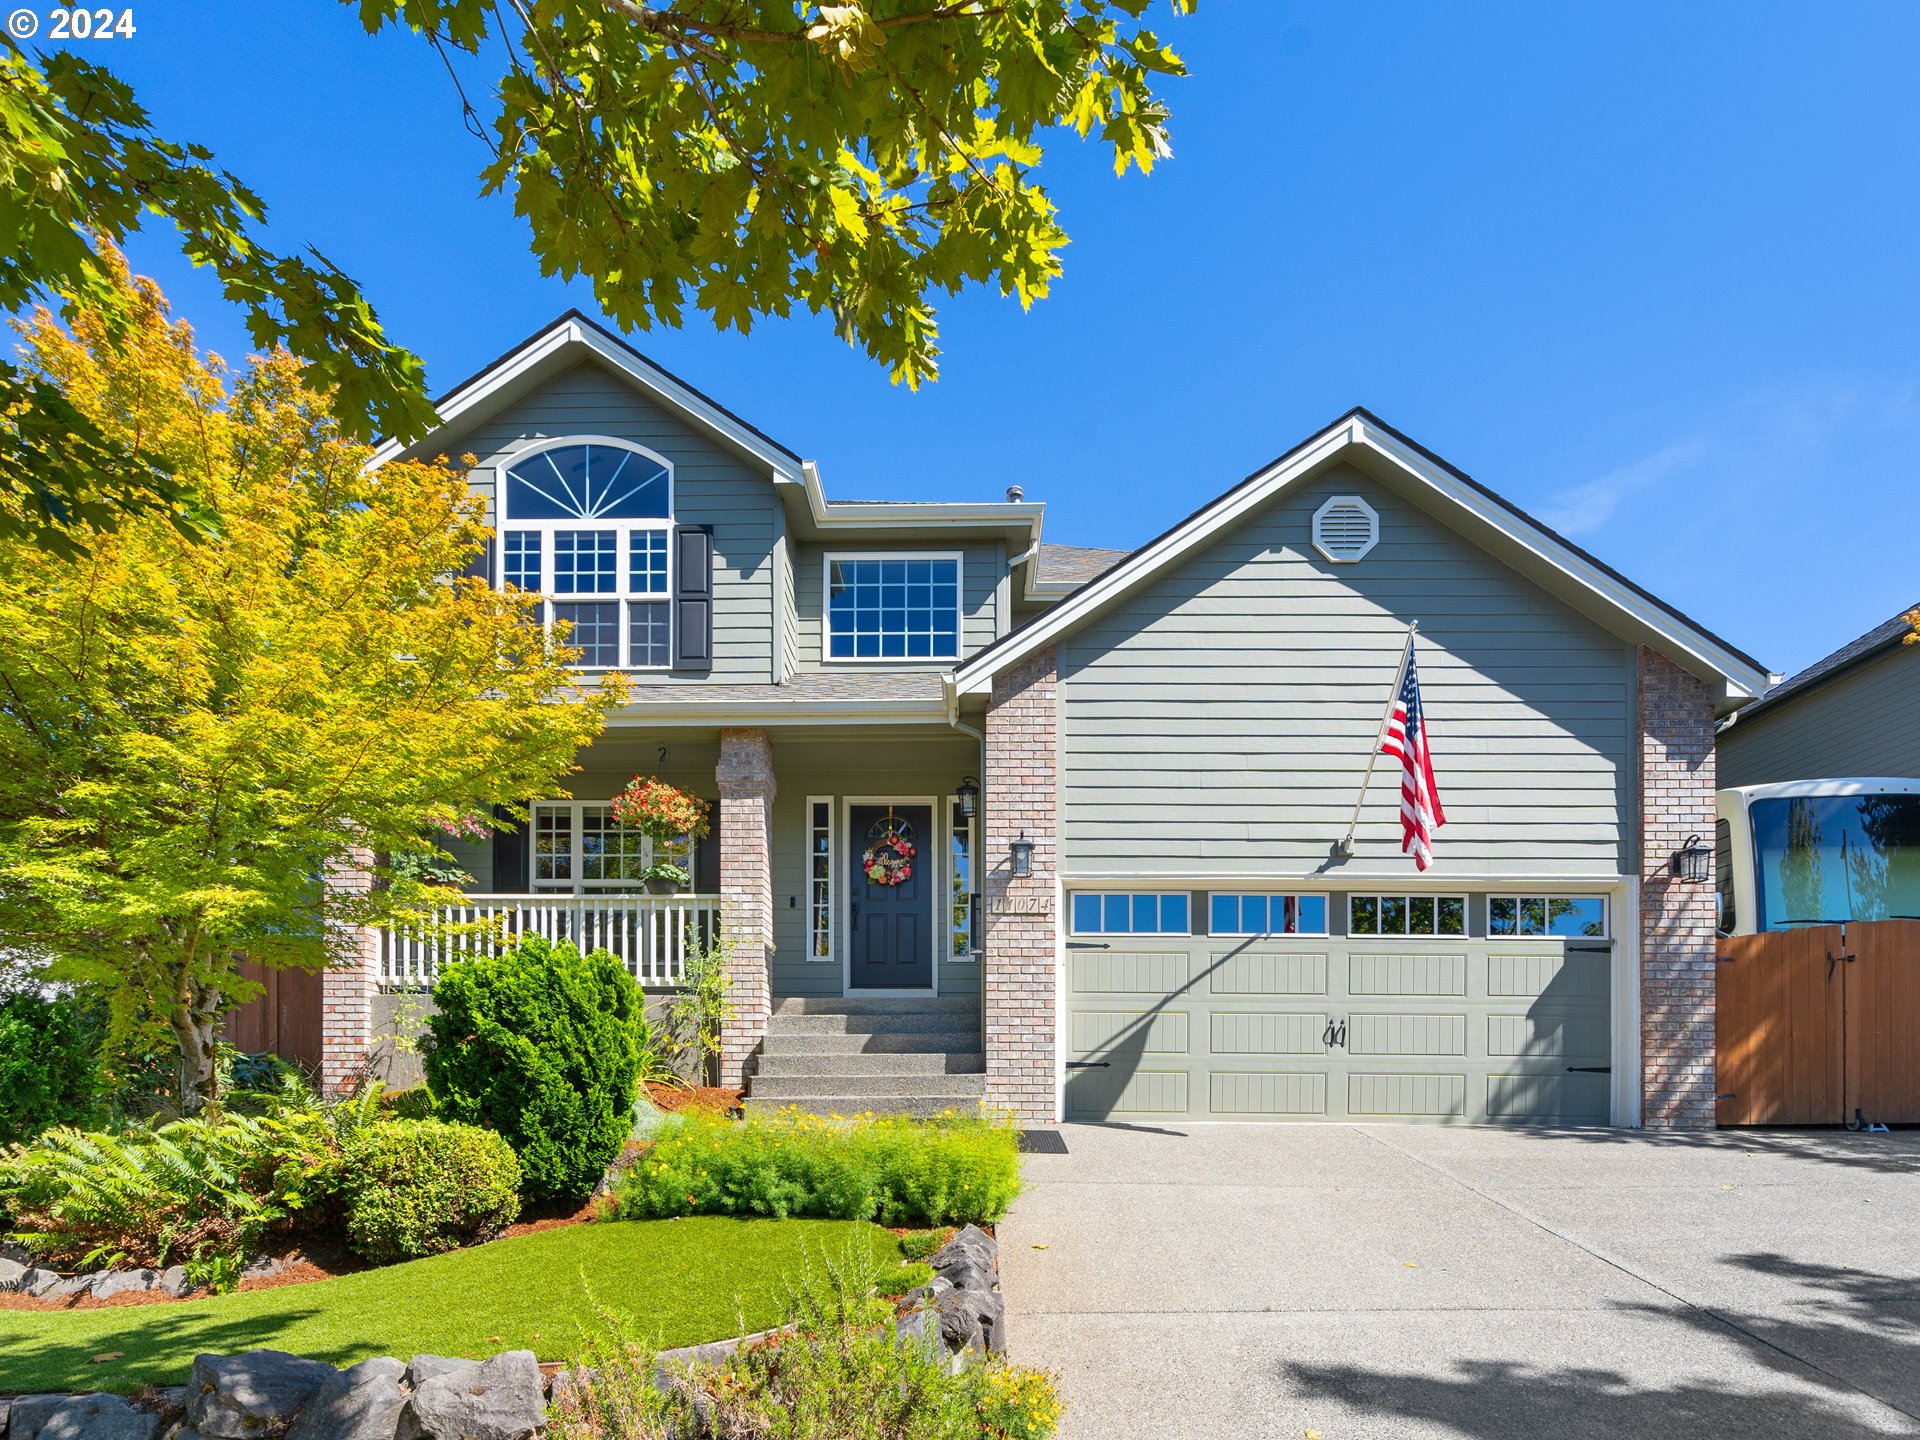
[[1066, 1061, 1111, 1069], [1566, 1066, 1611, 1073], [1066, 941, 1110, 950]]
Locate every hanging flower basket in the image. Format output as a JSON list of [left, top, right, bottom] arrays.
[[610, 777, 712, 843]]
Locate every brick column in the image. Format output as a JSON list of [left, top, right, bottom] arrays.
[[320, 848, 379, 1097], [982, 648, 1059, 1124], [717, 728, 776, 1089], [1637, 647, 1719, 1129]]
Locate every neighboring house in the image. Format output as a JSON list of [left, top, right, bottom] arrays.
[[321, 311, 1772, 1131], [1717, 604, 1920, 787]]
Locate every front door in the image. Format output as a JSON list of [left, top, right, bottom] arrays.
[[848, 803, 934, 990]]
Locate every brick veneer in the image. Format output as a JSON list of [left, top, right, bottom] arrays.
[[717, 728, 777, 1088], [1637, 646, 1720, 1129], [320, 848, 379, 1097], [982, 647, 1060, 1123]]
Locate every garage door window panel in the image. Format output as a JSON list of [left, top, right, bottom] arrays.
[[1349, 894, 1466, 937], [1489, 896, 1608, 939], [1209, 894, 1329, 936], [1070, 892, 1190, 936]]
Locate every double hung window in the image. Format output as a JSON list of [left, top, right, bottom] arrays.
[[501, 440, 674, 669]]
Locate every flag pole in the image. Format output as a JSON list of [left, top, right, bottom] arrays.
[[1335, 622, 1417, 859]]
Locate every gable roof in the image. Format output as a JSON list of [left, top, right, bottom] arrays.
[[368, 310, 806, 478], [950, 407, 1774, 710], [1728, 603, 1917, 725]]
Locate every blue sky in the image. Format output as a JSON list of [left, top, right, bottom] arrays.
[[59, 1, 1920, 677]]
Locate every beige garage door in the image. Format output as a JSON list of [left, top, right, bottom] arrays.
[[1064, 935, 1613, 1124]]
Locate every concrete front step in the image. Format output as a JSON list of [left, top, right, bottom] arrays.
[[760, 1031, 979, 1057], [766, 1012, 981, 1038], [742, 1094, 988, 1119], [749, 1072, 987, 1101], [753, 1051, 987, 1079], [772, 995, 981, 1018]]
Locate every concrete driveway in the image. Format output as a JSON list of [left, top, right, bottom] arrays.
[[1000, 1124, 1920, 1439]]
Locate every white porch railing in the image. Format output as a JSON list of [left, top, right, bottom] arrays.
[[378, 893, 721, 989]]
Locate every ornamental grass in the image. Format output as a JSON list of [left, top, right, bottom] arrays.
[[613, 1108, 1022, 1227]]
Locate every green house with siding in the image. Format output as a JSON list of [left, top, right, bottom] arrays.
[[322, 312, 1773, 1132]]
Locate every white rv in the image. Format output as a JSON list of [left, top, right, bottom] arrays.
[[1716, 778, 1920, 936]]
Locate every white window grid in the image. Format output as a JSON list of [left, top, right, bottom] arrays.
[[1347, 894, 1468, 938], [806, 797, 832, 961], [1488, 895, 1610, 941], [499, 438, 675, 672], [530, 801, 689, 894], [1208, 893, 1330, 937], [1069, 892, 1192, 937], [822, 552, 964, 663]]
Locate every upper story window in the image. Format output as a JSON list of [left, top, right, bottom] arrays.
[[501, 440, 674, 669], [825, 554, 961, 661]]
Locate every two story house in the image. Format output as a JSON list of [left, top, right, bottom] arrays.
[[320, 312, 1772, 1131]]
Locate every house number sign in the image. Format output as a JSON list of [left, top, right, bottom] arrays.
[[988, 895, 1053, 917]]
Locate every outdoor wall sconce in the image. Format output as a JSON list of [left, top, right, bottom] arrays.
[[1009, 834, 1033, 878], [1672, 833, 1712, 884], [956, 776, 980, 819]]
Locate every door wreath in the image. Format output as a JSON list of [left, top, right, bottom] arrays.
[[862, 812, 918, 887]]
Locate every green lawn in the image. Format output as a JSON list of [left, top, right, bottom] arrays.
[[1, 1217, 899, 1395]]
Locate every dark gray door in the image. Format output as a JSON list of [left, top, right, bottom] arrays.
[[848, 804, 933, 989]]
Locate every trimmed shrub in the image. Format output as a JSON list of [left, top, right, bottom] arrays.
[[615, 1108, 1022, 1227], [341, 1118, 521, 1263], [0, 989, 103, 1144], [422, 934, 646, 1203]]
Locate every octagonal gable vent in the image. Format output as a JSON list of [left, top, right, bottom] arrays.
[[1312, 495, 1379, 563]]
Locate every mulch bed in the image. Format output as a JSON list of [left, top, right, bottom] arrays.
[[645, 1082, 742, 1116]]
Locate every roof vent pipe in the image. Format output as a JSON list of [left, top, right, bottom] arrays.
[[1006, 485, 1024, 502]]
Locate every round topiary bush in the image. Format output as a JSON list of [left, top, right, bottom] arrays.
[[420, 934, 646, 1203], [341, 1118, 522, 1263]]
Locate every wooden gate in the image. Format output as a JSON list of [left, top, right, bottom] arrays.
[[222, 961, 325, 1075], [1716, 920, 1920, 1126]]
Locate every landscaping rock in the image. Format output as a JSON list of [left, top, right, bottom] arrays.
[[155, 1266, 193, 1298], [21, 1266, 64, 1297], [543, 1367, 599, 1415], [894, 1307, 959, 1373], [926, 1285, 1004, 1357], [928, 1225, 998, 1293], [398, 1349, 545, 1440], [91, 1268, 161, 1300], [0, 1254, 28, 1289], [239, 1254, 288, 1282], [285, 1356, 407, 1440], [404, 1355, 480, 1387], [187, 1349, 339, 1438], [42, 1273, 102, 1301], [9, 1391, 160, 1439]]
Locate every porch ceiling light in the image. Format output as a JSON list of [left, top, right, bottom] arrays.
[[957, 776, 980, 819], [1010, 834, 1033, 879], [1672, 833, 1712, 884]]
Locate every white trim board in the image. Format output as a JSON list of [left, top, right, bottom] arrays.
[[948, 410, 1772, 709]]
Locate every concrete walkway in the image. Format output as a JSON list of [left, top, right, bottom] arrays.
[[1000, 1124, 1920, 1439]]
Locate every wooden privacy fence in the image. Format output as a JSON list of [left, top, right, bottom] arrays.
[[222, 960, 325, 1074], [1716, 919, 1920, 1127]]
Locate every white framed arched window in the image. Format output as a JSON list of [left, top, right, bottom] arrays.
[[499, 437, 675, 670]]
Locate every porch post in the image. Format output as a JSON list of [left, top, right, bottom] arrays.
[[1636, 646, 1719, 1129], [319, 847, 379, 1097], [982, 647, 1060, 1124], [716, 728, 777, 1089]]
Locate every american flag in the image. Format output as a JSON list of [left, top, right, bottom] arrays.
[[1380, 640, 1446, 869]]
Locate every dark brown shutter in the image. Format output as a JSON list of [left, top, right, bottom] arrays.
[[673, 524, 713, 670], [490, 805, 529, 893], [459, 536, 495, 585]]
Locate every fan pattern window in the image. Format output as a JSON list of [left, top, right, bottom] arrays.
[[501, 442, 673, 669], [826, 556, 961, 660]]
